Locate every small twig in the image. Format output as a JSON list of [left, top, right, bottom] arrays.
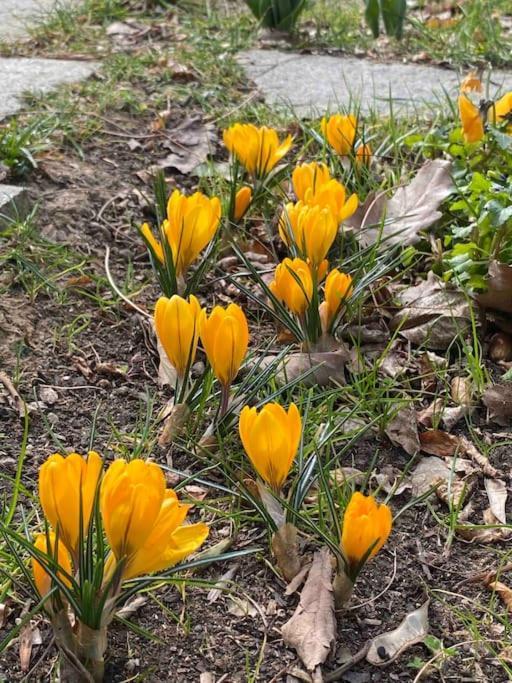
[[324, 641, 371, 682], [0, 370, 26, 417], [104, 247, 151, 319]]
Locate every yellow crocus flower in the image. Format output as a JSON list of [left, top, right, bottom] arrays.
[[458, 95, 484, 143], [233, 186, 252, 222], [488, 91, 512, 132], [32, 532, 72, 599], [165, 190, 221, 277], [355, 143, 372, 167], [200, 303, 249, 387], [239, 403, 301, 492], [269, 257, 313, 316], [341, 492, 392, 575], [321, 114, 357, 156], [100, 459, 166, 561], [115, 490, 209, 581], [141, 222, 164, 263], [305, 179, 359, 224], [460, 71, 483, 94], [223, 123, 293, 178], [279, 202, 338, 267], [319, 269, 353, 332], [154, 295, 204, 378], [292, 162, 331, 201], [39, 451, 103, 556]]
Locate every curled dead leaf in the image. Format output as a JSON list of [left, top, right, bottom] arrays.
[[348, 160, 454, 248], [483, 382, 512, 426], [489, 333, 512, 362], [158, 403, 191, 446], [272, 523, 302, 582], [487, 581, 512, 612], [366, 601, 430, 666], [484, 478, 508, 524], [390, 272, 471, 350], [478, 261, 512, 315], [385, 407, 420, 455], [282, 547, 336, 671], [261, 349, 349, 387]]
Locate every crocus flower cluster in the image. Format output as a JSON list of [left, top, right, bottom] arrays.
[[141, 188, 221, 290], [33, 453, 208, 601], [458, 74, 512, 143], [269, 158, 356, 339], [154, 294, 249, 409]]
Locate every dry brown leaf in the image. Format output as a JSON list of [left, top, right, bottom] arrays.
[[487, 581, 512, 612], [282, 546, 336, 671], [451, 377, 473, 406], [478, 261, 512, 315], [484, 478, 508, 524], [207, 565, 239, 603], [348, 160, 454, 248], [419, 430, 460, 457], [390, 272, 471, 350], [258, 480, 286, 528], [459, 436, 499, 478], [436, 473, 476, 508], [410, 456, 452, 496], [489, 333, 512, 362], [482, 383, 512, 426], [19, 622, 42, 672], [158, 115, 215, 175], [261, 349, 349, 387], [385, 407, 420, 455], [457, 513, 512, 543], [366, 601, 430, 666], [272, 523, 302, 582], [158, 403, 191, 446], [116, 596, 148, 619], [285, 563, 312, 596]]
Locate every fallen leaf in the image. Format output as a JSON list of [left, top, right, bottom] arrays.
[[261, 349, 349, 387], [285, 563, 312, 596], [116, 596, 148, 619], [419, 430, 460, 457], [158, 115, 216, 175], [366, 601, 430, 666], [459, 436, 499, 478], [207, 564, 239, 603], [157, 336, 178, 387], [482, 382, 512, 426], [19, 622, 42, 672], [484, 479, 508, 524], [0, 602, 8, 629], [257, 480, 286, 528], [227, 596, 258, 617], [385, 407, 420, 455], [489, 333, 512, 362], [487, 581, 512, 612], [282, 546, 336, 671], [410, 456, 451, 496], [436, 473, 476, 508], [390, 272, 471, 350], [451, 377, 473, 406], [478, 261, 512, 315], [158, 402, 191, 446], [348, 160, 454, 248], [272, 523, 302, 582]]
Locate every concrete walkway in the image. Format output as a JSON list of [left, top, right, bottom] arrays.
[[0, 0, 98, 223], [0, 0, 61, 40], [238, 49, 512, 116]]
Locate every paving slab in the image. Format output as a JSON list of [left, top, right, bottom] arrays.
[[0, 0, 72, 40], [0, 185, 30, 226], [0, 57, 99, 119], [238, 49, 512, 117]]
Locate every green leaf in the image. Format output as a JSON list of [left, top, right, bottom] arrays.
[[380, 0, 406, 39], [364, 0, 380, 37]]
